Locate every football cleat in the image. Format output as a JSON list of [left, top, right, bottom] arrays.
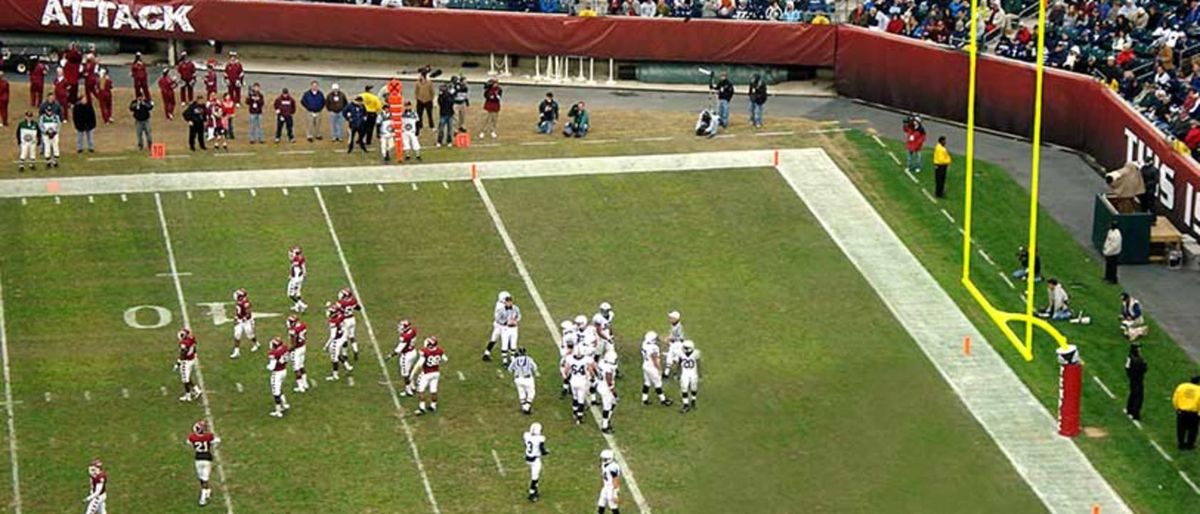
[[269, 410, 283, 418]]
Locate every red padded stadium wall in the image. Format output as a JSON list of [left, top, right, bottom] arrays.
[[0, 0, 836, 66], [835, 26, 1200, 237]]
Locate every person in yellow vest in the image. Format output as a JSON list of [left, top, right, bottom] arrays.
[[1172, 376, 1200, 450], [933, 136, 952, 198], [360, 85, 383, 147]]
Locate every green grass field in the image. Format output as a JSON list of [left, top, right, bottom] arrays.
[[0, 162, 1044, 512]]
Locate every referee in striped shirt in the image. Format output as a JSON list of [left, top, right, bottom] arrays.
[[508, 347, 539, 415]]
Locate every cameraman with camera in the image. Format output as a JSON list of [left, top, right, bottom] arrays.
[[709, 71, 734, 128], [903, 114, 927, 173]]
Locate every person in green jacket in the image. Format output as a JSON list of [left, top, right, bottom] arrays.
[[562, 102, 589, 138], [16, 111, 41, 172]]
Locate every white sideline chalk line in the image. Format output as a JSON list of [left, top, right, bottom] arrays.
[[776, 151, 1129, 514], [473, 178, 652, 514], [153, 193, 235, 514], [0, 271, 23, 514], [314, 187, 441, 514]]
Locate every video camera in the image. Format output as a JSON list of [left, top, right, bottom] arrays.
[[415, 65, 443, 78]]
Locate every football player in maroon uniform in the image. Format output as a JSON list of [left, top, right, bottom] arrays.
[[230, 288, 258, 359], [188, 420, 220, 506], [83, 459, 107, 514], [385, 319, 419, 396], [266, 337, 291, 418], [323, 302, 353, 381], [287, 315, 310, 393], [337, 287, 362, 362], [175, 327, 202, 402], [287, 246, 307, 313], [412, 336, 447, 415]]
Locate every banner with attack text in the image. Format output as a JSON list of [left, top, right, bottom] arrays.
[[0, 0, 837, 66]]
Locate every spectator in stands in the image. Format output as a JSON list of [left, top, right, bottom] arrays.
[[1036, 278, 1072, 321], [437, 85, 455, 147], [246, 83, 266, 144], [1013, 245, 1042, 282], [933, 136, 952, 198], [1103, 221, 1123, 284], [72, 95, 96, 153], [361, 85, 383, 146], [748, 74, 767, 129], [1172, 376, 1200, 450], [563, 102, 590, 137], [302, 80, 325, 143], [1124, 343, 1147, 420], [537, 92, 559, 135], [327, 84, 348, 143], [781, 1, 802, 22], [866, 6, 887, 31], [480, 78, 502, 140], [903, 115, 926, 173], [764, 0, 781, 20], [274, 87, 297, 144], [709, 71, 733, 128], [1120, 292, 1148, 342], [415, 71, 435, 135], [129, 92, 154, 151], [183, 99, 206, 152], [344, 96, 368, 154], [638, 0, 655, 16]]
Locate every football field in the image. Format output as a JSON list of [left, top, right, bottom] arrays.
[[0, 152, 1049, 513]]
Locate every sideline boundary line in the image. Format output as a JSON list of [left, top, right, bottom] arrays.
[[473, 178, 652, 513], [313, 187, 441, 514], [0, 271, 21, 514], [153, 193, 235, 514]]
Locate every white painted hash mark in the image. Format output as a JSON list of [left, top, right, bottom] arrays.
[[1091, 376, 1116, 400], [473, 178, 652, 514], [1150, 439, 1173, 462], [377, 184, 385, 192], [282, 188, 289, 196], [154, 193, 236, 514], [314, 187, 441, 514], [1179, 471, 1200, 495], [0, 270, 23, 514], [457, 371, 465, 381], [411, 183, 418, 191], [491, 449, 507, 476]]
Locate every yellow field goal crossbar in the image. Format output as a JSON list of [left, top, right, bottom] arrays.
[[961, 0, 1070, 361]]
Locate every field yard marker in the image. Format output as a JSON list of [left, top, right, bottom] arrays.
[[214, 152, 255, 157], [281, 188, 289, 196], [473, 178, 652, 514], [186, 191, 193, 200], [345, 185, 353, 194], [442, 182, 449, 190], [235, 382, 243, 393], [807, 128, 851, 134], [314, 187, 441, 514], [155, 272, 193, 277], [160, 386, 167, 396], [43, 392, 51, 403], [871, 134, 886, 147], [1130, 418, 1143, 430], [83, 391, 91, 401], [218, 190, 225, 199], [1149, 439, 1173, 462], [920, 188, 937, 205], [713, 134, 735, 139], [121, 388, 129, 399], [490, 449, 507, 476], [165, 154, 191, 159], [120, 194, 127, 202], [1179, 471, 1200, 495], [939, 208, 955, 224], [377, 184, 386, 192], [88, 195, 94, 203], [904, 170, 919, 183], [86, 156, 128, 162], [457, 371, 465, 381], [411, 183, 418, 191], [495, 368, 504, 379], [347, 376, 355, 387], [999, 272, 1016, 289], [249, 189, 257, 198], [977, 249, 996, 267], [53, 196, 60, 205], [278, 150, 316, 155], [1091, 376, 1116, 400], [19, 198, 26, 206], [153, 193, 236, 514], [0, 271, 24, 514]]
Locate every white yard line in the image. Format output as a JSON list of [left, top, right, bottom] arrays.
[[871, 134, 887, 147], [1149, 439, 1174, 462], [939, 208, 955, 224], [632, 136, 673, 142], [313, 187, 441, 514], [776, 151, 1130, 514], [0, 271, 23, 514], [490, 448, 507, 476], [977, 249, 997, 267], [999, 272, 1017, 290], [920, 188, 937, 205], [1091, 376, 1116, 400], [472, 178, 652, 514], [1179, 471, 1200, 495], [153, 193, 235, 514], [756, 130, 796, 137]]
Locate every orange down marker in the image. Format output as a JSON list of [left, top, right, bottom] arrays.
[[963, 336, 971, 356]]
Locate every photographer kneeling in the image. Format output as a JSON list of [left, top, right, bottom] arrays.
[[695, 108, 719, 138], [562, 102, 589, 138]]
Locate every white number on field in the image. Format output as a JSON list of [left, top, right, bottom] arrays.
[[196, 302, 283, 326], [123, 305, 173, 329]]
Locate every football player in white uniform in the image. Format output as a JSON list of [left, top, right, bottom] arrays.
[[523, 422, 549, 502], [664, 311, 685, 379], [508, 347, 539, 414], [678, 340, 701, 413], [640, 331, 672, 406], [592, 301, 614, 356], [266, 337, 291, 418], [597, 350, 619, 433], [187, 420, 220, 506], [558, 320, 577, 399], [287, 246, 307, 313], [174, 328, 202, 402], [83, 459, 107, 514], [596, 449, 622, 514], [323, 302, 353, 381], [483, 291, 510, 362], [385, 320, 420, 396], [562, 345, 596, 425]]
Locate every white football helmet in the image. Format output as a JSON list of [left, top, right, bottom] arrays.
[[178, 327, 192, 340], [574, 315, 588, 328], [270, 337, 284, 350], [599, 301, 612, 312], [644, 331, 658, 344], [289, 246, 302, 259], [233, 288, 247, 301], [560, 320, 574, 332], [339, 287, 353, 300], [683, 340, 695, 354], [398, 319, 411, 332], [600, 449, 614, 463], [604, 350, 618, 365], [530, 422, 542, 436], [193, 419, 208, 434], [425, 336, 439, 348], [498, 291, 510, 302], [668, 310, 681, 322], [88, 459, 103, 477]]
